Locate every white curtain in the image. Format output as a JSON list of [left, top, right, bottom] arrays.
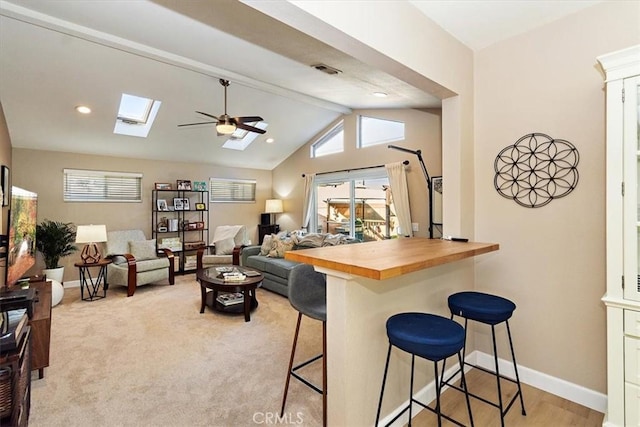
[[302, 173, 315, 229], [385, 162, 413, 237]]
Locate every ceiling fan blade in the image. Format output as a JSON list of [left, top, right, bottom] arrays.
[[178, 121, 216, 127], [195, 111, 219, 120], [235, 122, 266, 134], [233, 116, 263, 124]]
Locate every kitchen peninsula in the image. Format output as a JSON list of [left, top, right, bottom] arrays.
[[286, 238, 499, 426]]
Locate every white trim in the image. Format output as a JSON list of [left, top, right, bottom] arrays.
[[473, 351, 607, 413], [63, 280, 81, 288], [63, 169, 142, 178]]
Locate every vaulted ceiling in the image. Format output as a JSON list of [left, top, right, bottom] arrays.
[[0, 0, 602, 170]]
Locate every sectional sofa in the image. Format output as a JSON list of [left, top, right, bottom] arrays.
[[241, 232, 359, 297]]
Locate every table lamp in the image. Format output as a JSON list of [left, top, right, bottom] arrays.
[[265, 199, 283, 224], [76, 224, 107, 264]]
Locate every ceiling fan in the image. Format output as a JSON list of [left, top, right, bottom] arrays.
[[178, 79, 266, 136]]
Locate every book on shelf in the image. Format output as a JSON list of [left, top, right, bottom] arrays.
[[216, 292, 244, 306], [0, 309, 28, 352]]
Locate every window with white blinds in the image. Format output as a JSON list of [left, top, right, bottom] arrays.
[[63, 169, 142, 202], [209, 178, 256, 203]]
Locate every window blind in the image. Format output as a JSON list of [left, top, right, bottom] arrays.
[[209, 178, 256, 203], [63, 169, 142, 202]]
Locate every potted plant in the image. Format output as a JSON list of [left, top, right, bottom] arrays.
[[36, 219, 77, 283]]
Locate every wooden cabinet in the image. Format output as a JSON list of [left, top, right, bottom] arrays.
[[599, 44, 640, 426], [152, 190, 209, 273], [0, 327, 31, 427], [258, 224, 279, 244], [29, 279, 51, 379]]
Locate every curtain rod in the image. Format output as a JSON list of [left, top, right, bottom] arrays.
[[301, 160, 409, 177]]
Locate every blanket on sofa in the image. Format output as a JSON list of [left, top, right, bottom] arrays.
[[261, 232, 351, 258]]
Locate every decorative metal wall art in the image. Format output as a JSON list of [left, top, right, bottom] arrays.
[[494, 133, 579, 208]]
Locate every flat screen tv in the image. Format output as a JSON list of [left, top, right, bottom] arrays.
[[5, 186, 37, 289]]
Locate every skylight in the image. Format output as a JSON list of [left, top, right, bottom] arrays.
[[113, 93, 161, 138], [222, 122, 268, 151]]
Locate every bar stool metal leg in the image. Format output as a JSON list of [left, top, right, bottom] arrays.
[[322, 321, 327, 427], [490, 324, 505, 427], [506, 321, 526, 416], [281, 312, 303, 416], [375, 344, 393, 427]]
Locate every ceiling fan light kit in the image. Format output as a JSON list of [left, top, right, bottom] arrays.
[[179, 79, 266, 137]]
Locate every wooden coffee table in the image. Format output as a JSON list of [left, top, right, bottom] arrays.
[[196, 266, 263, 322]]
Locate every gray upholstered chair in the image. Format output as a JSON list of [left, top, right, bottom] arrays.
[[196, 225, 248, 269], [281, 264, 327, 426], [105, 229, 175, 297]]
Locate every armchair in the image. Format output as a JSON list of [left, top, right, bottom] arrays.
[[196, 225, 248, 270], [105, 230, 175, 297]]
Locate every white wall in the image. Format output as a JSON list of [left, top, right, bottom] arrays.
[[253, 0, 640, 402], [474, 1, 640, 393]]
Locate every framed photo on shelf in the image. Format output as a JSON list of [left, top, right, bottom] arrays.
[[195, 202, 206, 211], [177, 180, 192, 191], [182, 198, 190, 210], [155, 183, 172, 190], [193, 181, 207, 191], [156, 199, 169, 211], [173, 198, 185, 211]]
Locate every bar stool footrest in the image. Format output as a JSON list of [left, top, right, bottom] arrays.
[[442, 363, 524, 417], [412, 398, 469, 427], [290, 353, 324, 395]]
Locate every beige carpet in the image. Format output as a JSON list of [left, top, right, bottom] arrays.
[[29, 275, 324, 426]]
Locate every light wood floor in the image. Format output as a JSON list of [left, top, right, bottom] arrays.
[[409, 368, 604, 426]]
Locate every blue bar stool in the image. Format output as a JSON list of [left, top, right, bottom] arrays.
[[443, 291, 526, 426], [375, 312, 474, 427]]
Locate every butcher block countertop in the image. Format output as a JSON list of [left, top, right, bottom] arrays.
[[285, 237, 499, 280]]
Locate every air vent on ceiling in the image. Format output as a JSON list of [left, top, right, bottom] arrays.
[[311, 63, 342, 75]]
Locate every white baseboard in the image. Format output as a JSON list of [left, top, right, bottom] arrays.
[[377, 350, 607, 426], [473, 351, 607, 413], [63, 280, 80, 288]]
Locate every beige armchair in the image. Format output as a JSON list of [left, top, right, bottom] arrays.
[[196, 225, 248, 269], [105, 229, 175, 297]]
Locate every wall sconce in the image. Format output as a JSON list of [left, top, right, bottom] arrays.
[[76, 225, 107, 264]]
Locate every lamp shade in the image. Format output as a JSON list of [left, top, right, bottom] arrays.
[[265, 199, 283, 214], [75, 225, 107, 243]]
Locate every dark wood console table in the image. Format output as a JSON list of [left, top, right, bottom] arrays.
[[258, 224, 279, 244], [0, 277, 51, 380], [28, 279, 51, 379]]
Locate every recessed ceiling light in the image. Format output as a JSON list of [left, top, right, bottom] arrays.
[[75, 105, 91, 114], [373, 92, 388, 98], [266, 138, 275, 144]]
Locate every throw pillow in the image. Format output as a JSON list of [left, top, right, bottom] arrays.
[[268, 238, 294, 258], [260, 234, 274, 256], [129, 239, 157, 261], [214, 237, 235, 255]]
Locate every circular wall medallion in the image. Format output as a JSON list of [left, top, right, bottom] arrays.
[[494, 133, 579, 208]]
